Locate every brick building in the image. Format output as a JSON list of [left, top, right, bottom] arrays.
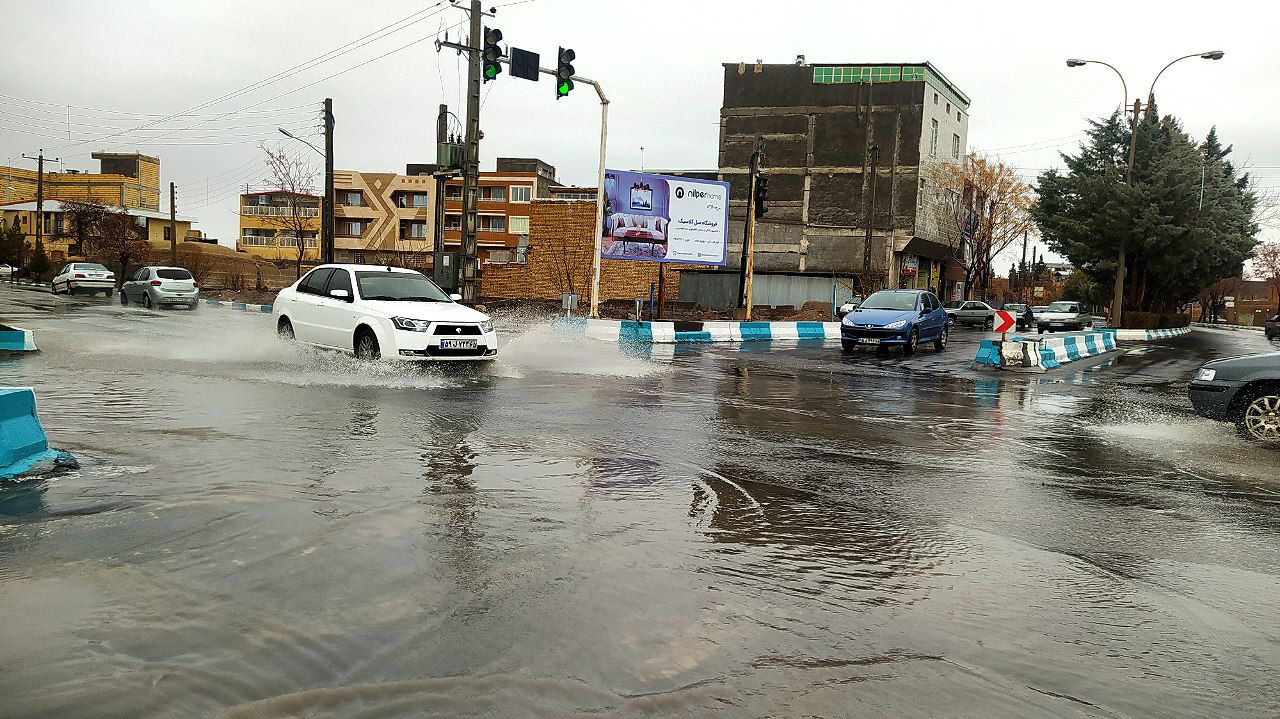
[[1, 152, 162, 210], [481, 198, 675, 303]]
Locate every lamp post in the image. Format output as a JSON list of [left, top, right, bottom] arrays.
[[1066, 51, 1224, 328], [279, 126, 333, 264]]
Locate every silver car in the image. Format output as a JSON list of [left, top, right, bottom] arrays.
[[120, 266, 200, 310], [947, 300, 997, 329]]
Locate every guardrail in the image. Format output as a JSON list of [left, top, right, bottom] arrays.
[[561, 317, 842, 344]]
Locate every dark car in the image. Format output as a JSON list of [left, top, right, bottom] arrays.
[[1267, 314, 1278, 341], [1003, 303, 1033, 331], [840, 289, 949, 356], [1188, 351, 1280, 443]]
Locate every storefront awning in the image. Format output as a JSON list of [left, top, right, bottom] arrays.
[[900, 236, 954, 261]]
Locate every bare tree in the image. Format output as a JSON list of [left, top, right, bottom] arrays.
[[924, 153, 1035, 300], [260, 146, 320, 279], [1252, 240, 1280, 313], [79, 206, 149, 287], [540, 230, 594, 300]]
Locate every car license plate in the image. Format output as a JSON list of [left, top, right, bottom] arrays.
[[439, 339, 477, 350], [858, 337, 880, 344]]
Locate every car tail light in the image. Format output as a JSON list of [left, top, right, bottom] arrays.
[[193, 282, 199, 288], [106, 274, 114, 279], [74, 273, 86, 279], [151, 280, 162, 286]]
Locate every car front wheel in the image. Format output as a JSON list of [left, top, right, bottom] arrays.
[[934, 325, 948, 351], [277, 318, 295, 340], [902, 328, 918, 356], [1239, 392, 1280, 443], [984, 316, 994, 331], [355, 329, 381, 360]]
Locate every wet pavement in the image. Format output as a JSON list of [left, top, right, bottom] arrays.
[[1, 286, 1278, 718]]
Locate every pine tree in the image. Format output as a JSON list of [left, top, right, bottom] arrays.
[[28, 238, 50, 280]]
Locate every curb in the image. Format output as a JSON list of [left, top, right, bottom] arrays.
[[0, 324, 37, 353], [559, 317, 841, 344], [1191, 322, 1264, 332], [203, 299, 273, 313], [0, 279, 52, 291], [976, 330, 1119, 372], [0, 387, 73, 480], [1113, 326, 1192, 341]]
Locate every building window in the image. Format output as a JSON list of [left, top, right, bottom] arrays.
[[478, 215, 506, 232], [340, 190, 364, 206], [930, 119, 939, 157], [480, 186, 506, 202], [486, 249, 515, 265], [933, 92, 939, 104], [952, 134, 961, 159], [401, 220, 428, 239], [510, 185, 532, 203], [508, 216, 529, 234], [397, 192, 430, 208], [811, 65, 924, 84], [945, 102, 951, 114], [445, 214, 461, 230], [337, 220, 364, 237], [445, 185, 462, 200], [957, 111, 962, 122], [240, 228, 275, 246]]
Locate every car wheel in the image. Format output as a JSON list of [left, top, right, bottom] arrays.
[[120, 290, 128, 305], [984, 316, 994, 331], [934, 325, 948, 351], [841, 339, 856, 353], [277, 318, 295, 340], [104, 289, 113, 298], [902, 328, 918, 356], [1238, 392, 1280, 443], [144, 293, 153, 309], [355, 329, 381, 360]]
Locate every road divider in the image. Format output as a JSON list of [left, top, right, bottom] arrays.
[[558, 317, 842, 344], [976, 330, 1119, 371], [1191, 321, 1264, 332], [1112, 326, 1192, 341], [1, 388, 74, 480], [203, 299, 273, 313], [0, 324, 37, 353]]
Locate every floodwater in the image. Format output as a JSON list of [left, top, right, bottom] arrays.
[[1, 288, 1278, 718]]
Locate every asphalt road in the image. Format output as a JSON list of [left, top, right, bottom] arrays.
[[2, 287, 1278, 718]]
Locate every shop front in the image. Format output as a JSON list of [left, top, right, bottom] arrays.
[[894, 237, 953, 297]]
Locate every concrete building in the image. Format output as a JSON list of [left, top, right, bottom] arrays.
[[332, 170, 436, 266], [708, 60, 971, 304], [1, 153, 162, 210], [0, 200, 198, 265], [237, 190, 321, 261]]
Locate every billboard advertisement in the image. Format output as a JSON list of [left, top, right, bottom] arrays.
[[600, 170, 729, 265]]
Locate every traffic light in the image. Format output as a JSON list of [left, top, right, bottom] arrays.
[[556, 47, 575, 98], [482, 27, 503, 82], [754, 175, 769, 219]]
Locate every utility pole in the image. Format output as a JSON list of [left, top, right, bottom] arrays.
[[22, 149, 58, 257], [737, 144, 760, 311], [864, 145, 880, 275], [169, 182, 177, 266], [323, 98, 335, 264], [1019, 228, 1028, 304], [460, 0, 483, 304]]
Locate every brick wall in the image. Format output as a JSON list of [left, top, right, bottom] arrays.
[[481, 199, 687, 302]]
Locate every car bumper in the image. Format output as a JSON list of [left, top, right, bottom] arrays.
[[388, 329, 500, 361], [1188, 380, 1240, 420], [840, 326, 912, 345], [70, 279, 115, 290], [150, 289, 200, 305]]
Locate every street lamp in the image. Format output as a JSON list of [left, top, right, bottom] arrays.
[[278, 127, 323, 158], [1065, 51, 1224, 327]]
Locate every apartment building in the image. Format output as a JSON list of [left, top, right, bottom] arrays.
[[1, 152, 162, 210], [237, 190, 321, 261], [332, 170, 436, 266], [0, 200, 197, 265]]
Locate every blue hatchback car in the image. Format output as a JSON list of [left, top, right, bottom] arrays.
[[840, 289, 950, 355]]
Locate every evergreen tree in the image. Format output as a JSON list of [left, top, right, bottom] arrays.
[[0, 216, 23, 267], [28, 238, 50, 280]]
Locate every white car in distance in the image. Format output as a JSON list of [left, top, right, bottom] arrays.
[[272, 264, 497, 361]]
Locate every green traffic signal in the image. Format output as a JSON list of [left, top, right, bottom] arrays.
[[557, 79, 573, 97], [485, 65, 498, 79]]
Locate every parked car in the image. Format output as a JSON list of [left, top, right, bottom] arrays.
[[1002, 303, 1033, 331], [272, 264, 498, 361], [1267, 314, 1278, 341], [51, 262, 115, 296], [1037, 301, 1093, 333], [1188, 351, 1280, 443], [947, 300, 997, 329], [835, 295, 863, 319], [840, 289, 949, 355], [120, 266, 200, 310], [0, 263, 14, 279]]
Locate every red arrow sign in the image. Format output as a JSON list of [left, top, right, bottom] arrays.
[[994, 310, 1016, 333]]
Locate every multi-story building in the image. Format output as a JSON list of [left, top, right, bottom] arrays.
[[709, 60, 971, 302], [0, 199, 197, 265], [237, 190, 321, 261], [331, 170, 436, 266], [1, 152, 161, 210]]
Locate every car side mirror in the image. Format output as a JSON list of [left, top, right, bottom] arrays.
[[329, 289, 351, 301], [449, 293, 463, 302]]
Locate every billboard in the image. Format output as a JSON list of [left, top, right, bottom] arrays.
[[600, 170, 729, 265]]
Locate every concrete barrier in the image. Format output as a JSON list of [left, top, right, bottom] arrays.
[[0, 324, 37, 353], [1112, 326, 1192, 341], [976, 330, 1118, 372], [1191, 322, 1264, 332], [203, 299, 273, 313], [574, 318, 841, 344], [0, 387, 66, 479]]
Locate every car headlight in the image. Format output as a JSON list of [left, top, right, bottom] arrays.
[[479, 319, 494, 334], [884, 320, 908, 330], [391, 317, 432, 332], [1195, 368, 1216, 382], [842, 315, 855, 326]]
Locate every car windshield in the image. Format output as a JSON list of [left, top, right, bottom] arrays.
[[157, 269, 192, 280], [1047, 302, 1079, 312], [860, 291, 919, 311], [355, 271, 452, 302], [1005, 304, 1027, 311], [944, 301, 963, 309], [75, 263, 110, 272]]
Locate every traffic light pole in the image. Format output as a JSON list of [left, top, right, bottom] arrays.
[[460, 0, 483, 304]]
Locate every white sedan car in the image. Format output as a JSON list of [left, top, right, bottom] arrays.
[[273, 264, 497, 361], [52, 262, 116, 296]]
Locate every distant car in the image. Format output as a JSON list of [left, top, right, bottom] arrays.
[[1037, 301, 1093, 333], [1002, 303, 1032, 331], [840, 289, 949, 355], [120, 266, 200, 310], [835, 295, 863, 319], [949, 300, 997, 329], [1189, 351, 1280, 443], [272, 263, 498, 361], [0, 263, 14, 279], [1267, 314, 1278, 341], [51, 262, 115, 296]]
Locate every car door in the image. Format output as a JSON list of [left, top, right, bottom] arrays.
[[289, 268, 333, 345], [125, 268, 145, 301], [315, 268, 358, 348], [957, 302, 978, 325], [925, 293, 946, 337], [52, 265, 69, 291]]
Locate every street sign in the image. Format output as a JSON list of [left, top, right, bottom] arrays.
[[510, 48, 539, 81], [994, 310, 1016, 333]]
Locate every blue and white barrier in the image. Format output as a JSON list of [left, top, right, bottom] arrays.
[[976, 330, 1119, 371], [0, 279, 53, 291], [0, 324, 37, 353], [576, 318, 841, 344], [1113, 326, 1192, 341], [203, 299, 272, 313], [0, 388, 70, 479]]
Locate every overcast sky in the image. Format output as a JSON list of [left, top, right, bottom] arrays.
[[2, 0, 1275, 273]]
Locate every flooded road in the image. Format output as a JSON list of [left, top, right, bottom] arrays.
[[2, 287, 1278, 718]]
